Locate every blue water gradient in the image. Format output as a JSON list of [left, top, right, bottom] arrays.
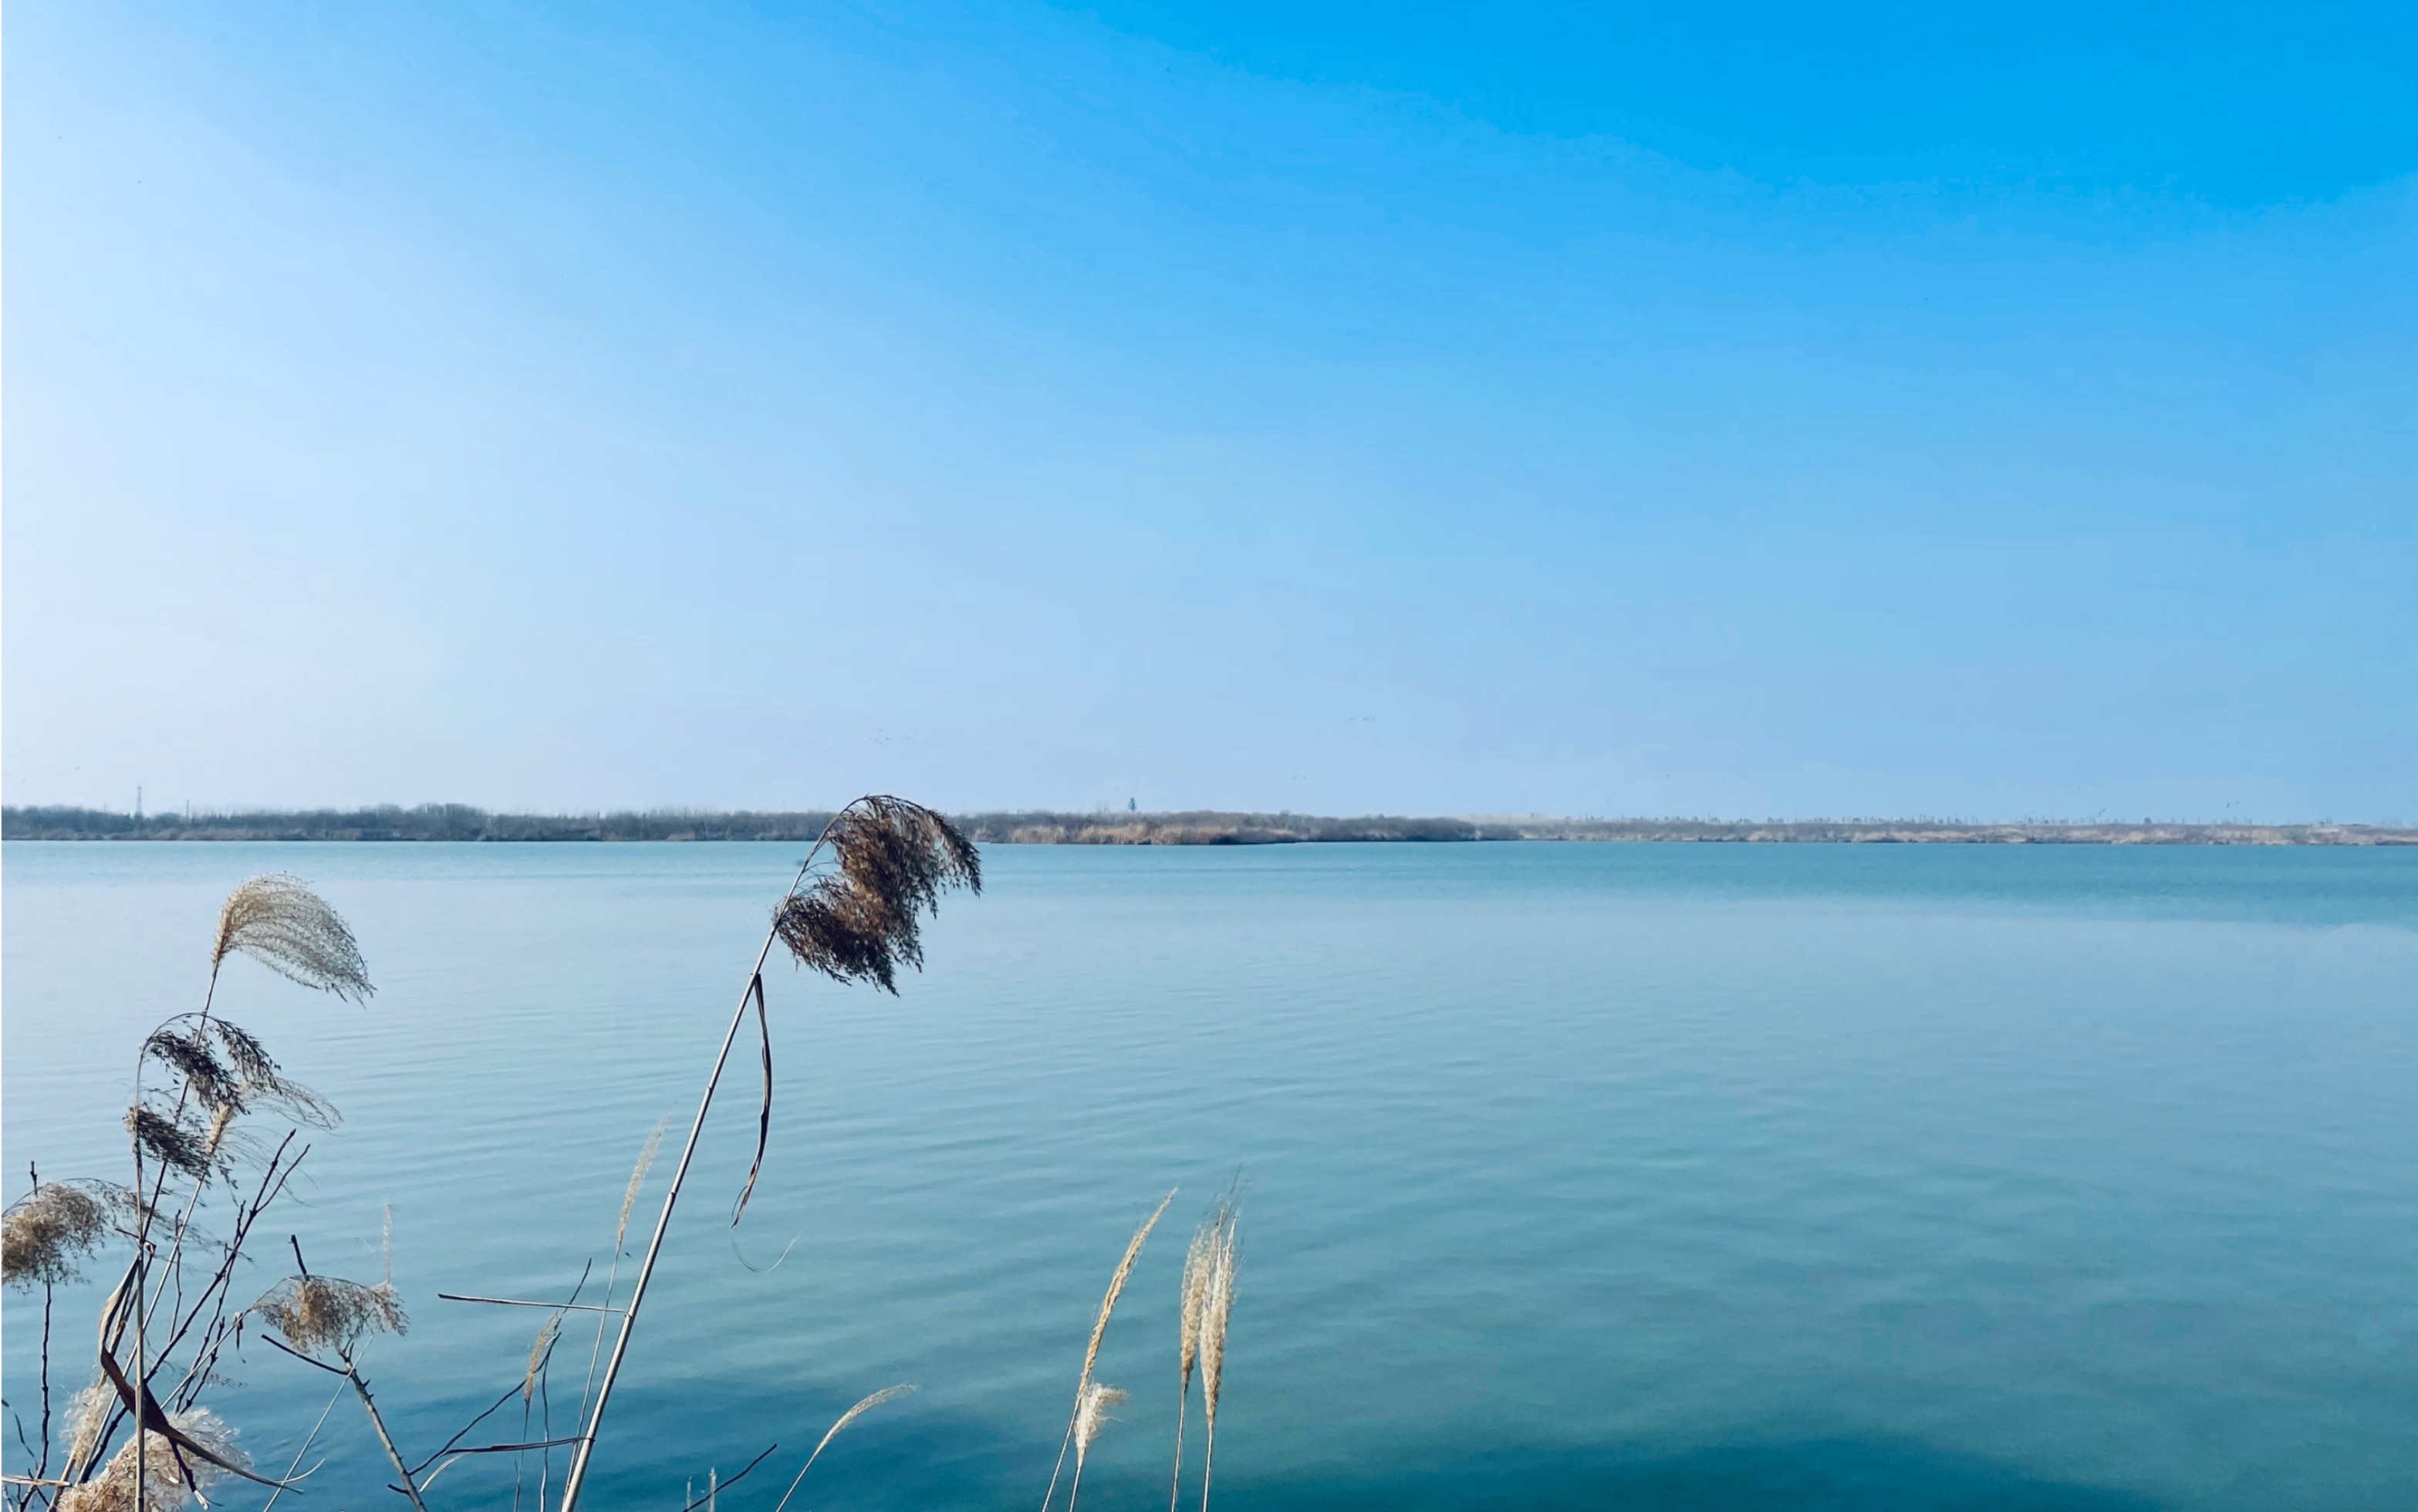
[[5, 842, 2415, 1508]]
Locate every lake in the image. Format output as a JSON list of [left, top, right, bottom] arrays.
[[5, 841, 2416, 1510]]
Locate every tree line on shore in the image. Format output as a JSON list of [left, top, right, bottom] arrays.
[[4, 805, 2406, 845]]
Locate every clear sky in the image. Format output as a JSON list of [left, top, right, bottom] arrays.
[[5, 2, 2413, 822]]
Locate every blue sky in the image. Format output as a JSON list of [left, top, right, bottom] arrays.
[[5, 2, 2413, 821]]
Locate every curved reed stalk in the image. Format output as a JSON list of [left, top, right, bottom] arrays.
[[556, 797, 978, 1512], [1042, 1191, 1173, 1512], [769, 1383, 914, 1512]]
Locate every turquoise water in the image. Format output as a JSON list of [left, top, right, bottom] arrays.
[[5, 842, 2416, 1510]]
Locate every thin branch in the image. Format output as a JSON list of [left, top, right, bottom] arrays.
[[674, 1445, 777, 1512], [260, 1382, 347, 1512]]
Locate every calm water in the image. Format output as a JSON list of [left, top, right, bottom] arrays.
[[5, 842, 2416, 1510]]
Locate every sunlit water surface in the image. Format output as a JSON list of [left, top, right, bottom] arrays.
[[5, 842, 2416, 1510]]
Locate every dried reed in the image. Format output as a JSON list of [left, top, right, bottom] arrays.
[[772, 797, 981, 994], [211, 876, 373, 1003], [1042, 1191, 1173, 1512], [123, 1109, 213, 1181], [252, 1273, 408, 1355], [1195, 1211, 1239, 1512], [616, 1118, 670, 1256], [769, 1384, 914, 1512], [1166, 1193, 1234, 1512], [56, 1409, 245, 1512], [4, 1183, 109, 1290], [1067, 1383, 1126, 1512], [557, 798, 978, 1512], [65, 1377, 113, 1469]]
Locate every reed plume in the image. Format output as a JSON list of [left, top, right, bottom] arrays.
[[1042, 1191, 1173, 1512], [252, 1273, 408, 1355], [56, 1409, 245, 1512], [65, 1375, 113, 1469], [140, 1022, 337, 1136], [769, 1384, 914, 1512], [772, 797, 982, 993], [211, 876, 372, 1002], [1067, 1383, 1126, 1512], [4, 1182, 110, 1289], [1195, 1211, 1238, 1512], [616, 1117, 670, 1255], [123, 1108, 214, 1181], [1166, 1193, 1234, 1512]]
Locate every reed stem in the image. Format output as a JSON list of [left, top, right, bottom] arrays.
[[555, 862, 807, 1512]]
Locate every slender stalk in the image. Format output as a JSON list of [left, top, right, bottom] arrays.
[[1167, 1386, 1187, 1512], [35, 1284, 53, 1510], [555, 861, 809, 1512], [132, 1158, 146, 1510], [259, 1382, 346, 1512], [343, 1356, 431, 1512]]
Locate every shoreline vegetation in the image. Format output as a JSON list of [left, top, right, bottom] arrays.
[[5, 805, 2411, 845], [8, 802, 1238, 1512]]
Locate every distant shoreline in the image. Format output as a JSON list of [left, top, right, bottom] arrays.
[[5, 805, 2411, 845]]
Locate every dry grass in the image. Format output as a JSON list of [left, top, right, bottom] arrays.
[[252, 1274, 408, 1355], [1166, 1193, 1234, 1512], [140, 1022, 336, 1132], [211, 876, 373, 1001], [3, 1183, 109, 1290], [1042, 1192, 1174, 1512], [123, 1108, 214, 1180], [1067, 1382, 1127, 1512], [1195, 1207, 1240, 1512], [769, 1384, 915, 1512], [772, 798, 981, 992], [616, 1116, 670, 1254], [55, 1410, 245, 1512]]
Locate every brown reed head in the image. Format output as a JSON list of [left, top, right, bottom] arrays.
[[141, 1021, 337, 1130], [772, 798, 981, 993], [252, 1272, 408, 1355], [212, 875, 373, 1001], [125, 1106, 215, 1180], [3, 1182, 110, 1289]]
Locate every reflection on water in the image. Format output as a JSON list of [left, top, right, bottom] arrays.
[[5, 842, 2415, 1509]]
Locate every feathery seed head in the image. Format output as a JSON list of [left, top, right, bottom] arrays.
[[141, 1020, 336, 1135], [1177, 1196, 1233, 1385], [212, 875, 372, 1001], [1081, 1191, 1174, 1388], [772, 798, 979, 994], [1198, 1221, 1239, 1427], [126, 1106, 214, 1180], [1073, 1384, 1126, 1466], [4, 1182, 110, 1289], [253, 1273, 407, 1355], [523, 1316, 562, 1405], [617, 1116, 671, 1252], [58, 1409, 246, 1512]]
